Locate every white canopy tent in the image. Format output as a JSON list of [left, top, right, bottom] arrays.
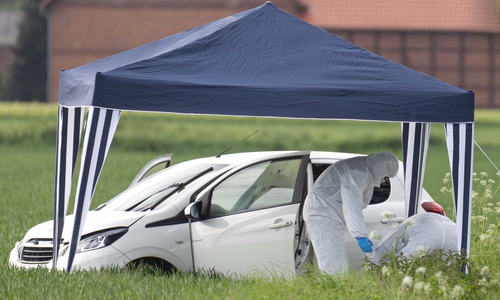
[[52, 3, 474, 272]]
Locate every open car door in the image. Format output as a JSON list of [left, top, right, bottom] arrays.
[[185, 152, 310, 277], [129, 154, 172, 188]]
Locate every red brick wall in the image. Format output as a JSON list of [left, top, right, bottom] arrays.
[[336, 30, 500, 108], [47, 2, 302, 103]]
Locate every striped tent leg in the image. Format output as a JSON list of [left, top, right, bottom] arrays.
[[402, 122, 430, 218], [445, 123, 474, 271], [52, 106, 84, 269], [66, 107, 121, 273]]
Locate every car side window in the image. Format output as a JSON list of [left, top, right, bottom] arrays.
[[370, 176, 391, 205], [312, 163, 331, 182], [208, 158, 302, 217]]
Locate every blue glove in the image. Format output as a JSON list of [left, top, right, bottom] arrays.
[[356, 237, 373, 253]]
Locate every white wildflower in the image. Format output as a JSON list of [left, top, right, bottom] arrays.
[[382, 265, 390, 276], [438, 277, 449, 294], [451, 285, 464, 299], [487, 224, 496, 231], [479, 234, 489, 241], [381, 210, 395, 219], [480, 266, 489, 276], [415, 245, 428, 256], [401, 276, 413, 287], [478, 277, 488, 286], [414, 281, 424, 291], [403, 218, 415, 227], [369, 230, 382, 241], [435, 271, 443, 278], [416, 267, 426, 274], [472, 216, 487, 222]]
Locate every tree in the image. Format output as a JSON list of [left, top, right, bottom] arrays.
[[7, 0, 47, 102]]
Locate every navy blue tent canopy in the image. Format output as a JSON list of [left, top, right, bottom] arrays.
[[59, 2, 474, 123], [54, 2, 475, 273]]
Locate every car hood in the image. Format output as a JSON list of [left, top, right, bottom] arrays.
[[23, 211, 146, 242]]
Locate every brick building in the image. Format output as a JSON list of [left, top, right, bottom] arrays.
[[41, 0, 500, 107], [304, 0, 500, 107]]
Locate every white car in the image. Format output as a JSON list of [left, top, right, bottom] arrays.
[[9, 151, 436, 276]]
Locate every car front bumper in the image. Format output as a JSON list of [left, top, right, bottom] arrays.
[[9, 241, 130, 271]]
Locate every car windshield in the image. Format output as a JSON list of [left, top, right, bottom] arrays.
[[96, 161, 228, 212]]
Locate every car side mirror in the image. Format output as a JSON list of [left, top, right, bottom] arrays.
[[184, 201, 203, 220]]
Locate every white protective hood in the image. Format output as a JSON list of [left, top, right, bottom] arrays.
[[366, 151, 399, 188]]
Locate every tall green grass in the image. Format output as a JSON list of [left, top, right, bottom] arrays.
[[1, 103, 499, 299], [2, 103, 500, 210]]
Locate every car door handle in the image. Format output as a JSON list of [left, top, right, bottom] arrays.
[[269, 220, 293, 229], [380, 217, 405, 224]]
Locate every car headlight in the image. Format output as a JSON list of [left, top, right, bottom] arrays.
[[77, 228, 128, 253]]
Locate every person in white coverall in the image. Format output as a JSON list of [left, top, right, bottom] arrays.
[[303, 151, 399, 274], [370, 212, 458, 264]]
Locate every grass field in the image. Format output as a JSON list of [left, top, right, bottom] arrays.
[[1, 103, 499, 299]]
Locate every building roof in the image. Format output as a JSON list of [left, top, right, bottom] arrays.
[[300, 0, 500, 32], [0, 11, 22, 47], [41, 0, 307, 13], [41, 0, 500, 33]]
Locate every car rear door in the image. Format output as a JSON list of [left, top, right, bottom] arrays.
[[189, 152, 309, 277], [129, 154, 172, 188]]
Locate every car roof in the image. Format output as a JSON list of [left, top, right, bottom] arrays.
[[188, 151, 365, 166]]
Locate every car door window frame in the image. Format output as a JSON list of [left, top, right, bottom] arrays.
[[195, 153, 310, 219], [129, 153, 173, 188]]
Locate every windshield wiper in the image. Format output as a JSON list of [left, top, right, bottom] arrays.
[[94, 203, 106, 211], [125, 183, 178, 212], [148, 167, 214, 211], [127, 167, 214, 212]]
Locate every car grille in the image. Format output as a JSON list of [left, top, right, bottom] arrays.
[[20, 239, 54, 264]]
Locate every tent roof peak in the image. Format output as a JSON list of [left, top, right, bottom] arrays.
[[58, 2, 474, 124]]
